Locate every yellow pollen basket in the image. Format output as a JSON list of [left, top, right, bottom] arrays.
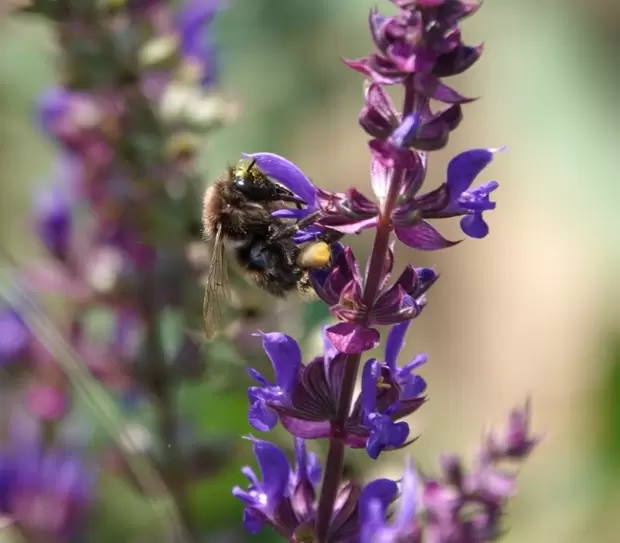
[[296, 241, 331, 269]]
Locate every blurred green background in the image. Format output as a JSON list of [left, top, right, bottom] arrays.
[[2, 0, 620, 541]]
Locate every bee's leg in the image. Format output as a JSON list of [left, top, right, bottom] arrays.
[[268, 210, 324, 242], [316, 230, 345, 244]]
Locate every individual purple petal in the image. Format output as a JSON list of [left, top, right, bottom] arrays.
[[242, 509, 264, 535], [321, 325, 339, 364], [248, 437, 290, 507], [384, 319, 411, 370], [245, 153, 318, 207], [326, 323, 379, 354], [359, 478, 399, 519], [395, 221, 460, 250], [248, 396, 278, 432], [0, 308, 30, 362], [446, 148, 498, 200], [369, 139, 421, 169], [366, 415, 410, 459], [279, 417, 331, 439], [320, 217, 379, 235], [248, 368, 270, 387], [393, 459, 418, 531], [390, 113, 421, 148], [370, 156, 391, 207], [415, 73, 476, 104], [359, 81, 398, 139], [499, 399, 539, 459], [434, 43, 484, 78], [176, 0, 220, 42], [361, 359, 381, 416], [460, 212, 488, 238], [254, 331, 301, 397], [291, 225, 328, 244]]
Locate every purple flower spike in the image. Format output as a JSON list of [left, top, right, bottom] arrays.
[[326, 322, 380, 354]]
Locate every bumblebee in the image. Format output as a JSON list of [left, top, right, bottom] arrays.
[[201, 159, 339, 339]]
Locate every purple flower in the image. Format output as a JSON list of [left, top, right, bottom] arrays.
[[355, 296, 429, 452], [175, 0, 222, 87], [361, 82, 462, 152], [36, 88, 115, 170], [389, 147, 502, 248], [233, 437, 361, 540], [383, 310, 428, 399], [0, 308, 30, 363], [310, 245, 437, 338], [248, 332, 424, 454], [33, 185, 72, 262], [420, 401, 540, 541], [360, 460, 421, 543], [0, 438, 94, 539]]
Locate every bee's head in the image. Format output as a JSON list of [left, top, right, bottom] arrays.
[[231, 159, 305, 205]]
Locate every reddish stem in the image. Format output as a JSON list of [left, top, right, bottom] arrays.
[[314, 77, 418, 542]]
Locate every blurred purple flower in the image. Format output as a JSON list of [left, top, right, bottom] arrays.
[[0, 437, 93, 539], [33, 185, 72, 262], [176, 0, 223, 87], [360, 460, 421, 543], [421, 401, 540, 541], [0, 308, 30, 363]]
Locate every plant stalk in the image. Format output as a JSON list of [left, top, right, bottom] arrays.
[[314, 77, 418, 543]]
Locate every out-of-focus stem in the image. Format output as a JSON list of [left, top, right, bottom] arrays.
[[139, 271, 196, 542], [315, 77, 417, 543]]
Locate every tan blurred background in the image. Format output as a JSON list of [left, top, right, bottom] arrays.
[[2, 0, 620, 541]]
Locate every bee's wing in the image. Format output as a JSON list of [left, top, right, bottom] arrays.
[[203, 223, 230, 340]]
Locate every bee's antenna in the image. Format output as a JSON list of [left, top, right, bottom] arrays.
[[247, 158, 257, 170]]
